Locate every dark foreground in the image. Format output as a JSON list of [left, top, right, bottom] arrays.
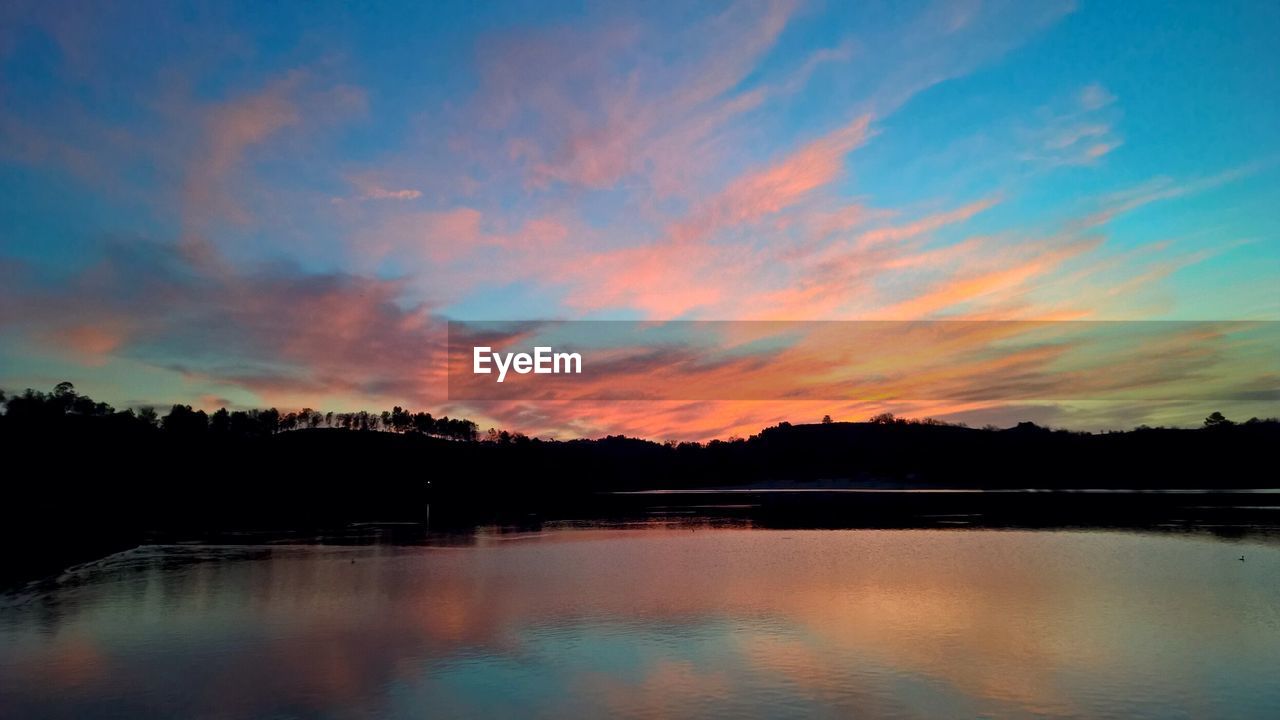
[[4, 411, 1280, 583]]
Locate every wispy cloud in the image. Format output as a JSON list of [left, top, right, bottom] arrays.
[[1020, 83, 1124, 167], [2, 0, 1275, 436]]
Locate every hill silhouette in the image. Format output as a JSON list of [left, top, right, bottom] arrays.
[[3, 382, 1278, 579]]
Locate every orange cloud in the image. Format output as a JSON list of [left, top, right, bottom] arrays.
[[553, 116, 872, 317], [670, 116, 873, 245], [44, 323, 126, 365], [872, 236, 1100, 319]]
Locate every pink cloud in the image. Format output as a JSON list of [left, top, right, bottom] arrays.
[[467, 0, 800, 195], [672, 116, 874, 243], [548, 116, 872, 317], [0, 240, 449, 410], [40, 323, 127, 366], [182, 75, 303, 229], [366, 207, 572, 272], [870, 235, 1102, 319]]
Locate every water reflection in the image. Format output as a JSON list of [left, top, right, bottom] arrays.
[[2, 525, 1279, 718]]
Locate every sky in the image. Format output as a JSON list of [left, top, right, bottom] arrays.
[[1, 0, 1278, 439]]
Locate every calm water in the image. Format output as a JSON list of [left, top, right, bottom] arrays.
[[2, 524, 1279, 719]]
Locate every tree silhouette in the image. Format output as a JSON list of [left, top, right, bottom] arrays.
[[259, 408, 280, 435], [53, 381, 76, 403], [210, 408, 230, 434], [0, 381, 503, 446], [1204, 411, 1234, 428], [162, 405, 208, 435]]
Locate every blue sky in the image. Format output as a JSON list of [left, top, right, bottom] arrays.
[[1, 0, 1277, 437]]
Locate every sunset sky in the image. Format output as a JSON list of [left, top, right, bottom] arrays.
[[1, 0, 1277, 439]]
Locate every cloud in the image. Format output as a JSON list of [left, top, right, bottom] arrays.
[[181, 74, 367, 233], [870, 235, 1102, 319], [1078, 82, 1116, 111], [854, 0, 1077, 117], [440, 318, 1279, 441], [4, 0, 1272, 438], [460, 0, 799, 196], [180, 75, 303, 229], [40, 324, 127, 366], [1021, 84, 1123, 167], [339, 174, 425, 202], [549, 115, 873, 317], [0, 239, 447, 409], [363, 207, 571, 278], [741, 199, 999, 319], [1076, 162, 1264, 229], [362, 187, 424, 201], [673, 116, 874, 243]]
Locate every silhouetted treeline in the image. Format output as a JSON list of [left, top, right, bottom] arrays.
[[2, 381, 1279, 570], [1, 382, 481, 441]]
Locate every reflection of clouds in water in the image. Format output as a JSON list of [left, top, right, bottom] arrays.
[[2, 528, 1280, 718]]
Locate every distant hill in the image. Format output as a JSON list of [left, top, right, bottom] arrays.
[[3, 382, 1277, 534], [3, 386, 1278, 582]]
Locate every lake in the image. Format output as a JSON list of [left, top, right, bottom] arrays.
[[2, 521, 1279, 719]]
